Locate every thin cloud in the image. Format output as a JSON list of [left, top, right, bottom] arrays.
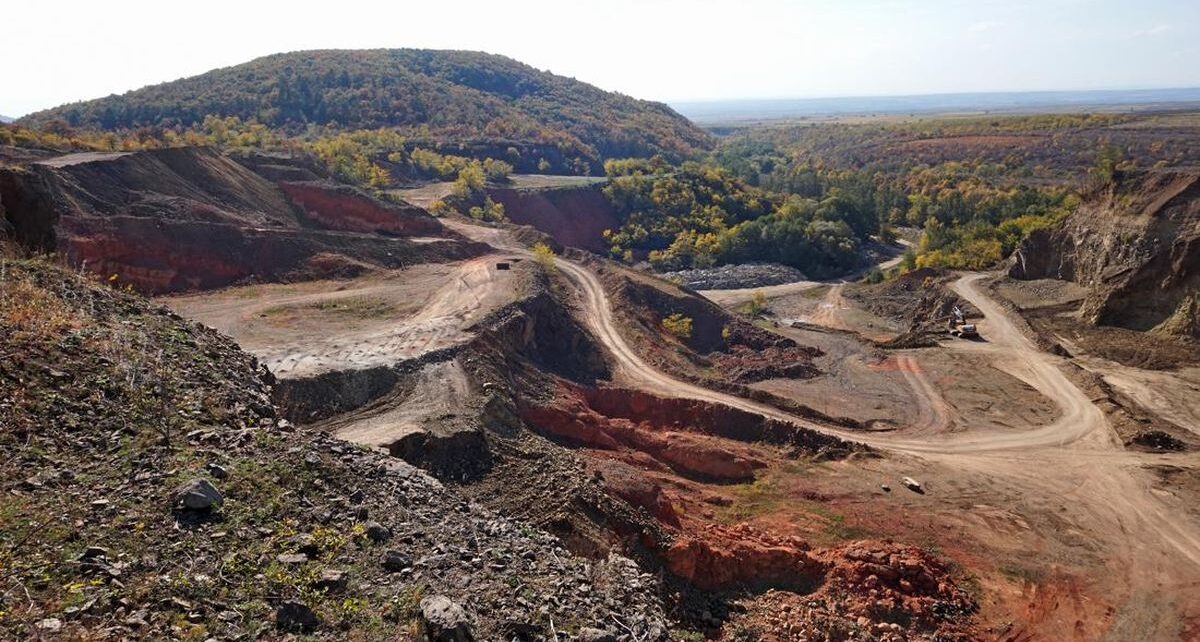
[[1129, 24, 1171, 38], [968, 20, 1004, 33]]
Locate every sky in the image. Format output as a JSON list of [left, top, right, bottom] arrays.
[[3, 0, 1199, 118]]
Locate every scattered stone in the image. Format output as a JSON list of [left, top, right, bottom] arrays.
[[206, 463, 229, 479], [174, 478, 223, 510], [276, 553, 308, 565], [364, 520, 391, 542], [419, 595, 474, 642], [577, 626, 617, 642], [79, 546, 109, 561], [313, 568, 348, 592], [37, 617, 63, 632], [381, 549, 412, 572], [289, 533, 320, 557], [124, 610, 148, 628], [660, 263, 809, 291], [901, 477, 924, 494], [880, 484, 891, 492], [275, 600, 320, 632]]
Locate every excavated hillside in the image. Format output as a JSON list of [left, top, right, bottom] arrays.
[[247, 254, 982, 640], [1011, 168, 1200, 338], [0, 147, 487, 293], [0, 255, 673, 640], [485, 182, 620, 254]]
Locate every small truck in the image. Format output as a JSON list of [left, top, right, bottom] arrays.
[[902, 477, 925, 494]]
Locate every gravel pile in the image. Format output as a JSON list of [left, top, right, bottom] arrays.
[[660, 263, 808, 290]]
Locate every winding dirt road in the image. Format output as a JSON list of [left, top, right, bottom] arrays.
[[443, 215, 1200, 637], [556, 258, 1200, 638]]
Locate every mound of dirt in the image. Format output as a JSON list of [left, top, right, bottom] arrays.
[[846, 267, 980, 346], [1011, 168, 1200, 338], [0, 147, 487, 293], [0, 257, 672, 641], [723, 541, 979, 642]]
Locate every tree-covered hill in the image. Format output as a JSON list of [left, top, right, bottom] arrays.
[[19, 49, 712, 168]]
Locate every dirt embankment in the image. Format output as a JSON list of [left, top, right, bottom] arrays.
[[485, 182, 620, 253], [0, 147, 487, 294], [1011, 168, 1200, 338], [206, 238, 983, 639], [279, 181, 446, 236], [598, 261, 824, 379]]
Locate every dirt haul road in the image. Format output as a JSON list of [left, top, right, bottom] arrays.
[[556, 260, 1200, 639], [437, 217, 1200, 637]]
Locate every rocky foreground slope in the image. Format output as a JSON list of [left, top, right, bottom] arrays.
[[1011, 168, 1200, 338], [0, 256, 670, 640]]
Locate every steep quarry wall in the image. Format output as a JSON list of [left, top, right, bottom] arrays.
[[1011, 169, 1200, 337], [486, 183, 620, 254], [280, 181, 445, 236], [0, 147, 485, 293]]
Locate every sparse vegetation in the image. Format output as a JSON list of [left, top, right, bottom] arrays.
[[749, 290, 768, 315], [531, 242, 557, 271], [662, 313, 694, 339]]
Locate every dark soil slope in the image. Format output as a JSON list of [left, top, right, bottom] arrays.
[[486, 183, 620, 253], [1011, 169, 1200, 337], [0, 147, 486, 293], [0, 256, 671, 640]]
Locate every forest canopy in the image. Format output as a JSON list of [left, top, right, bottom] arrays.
[[19, 49, 712, 174]]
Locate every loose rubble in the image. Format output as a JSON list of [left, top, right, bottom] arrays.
[[661, 263, 810, 291]]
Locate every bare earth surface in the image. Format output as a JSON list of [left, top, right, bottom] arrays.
[[165, 256, 520, 378], [391, 174, 606, 208], [564, 259, 1200, 640], [164, 213, 1200, 640]]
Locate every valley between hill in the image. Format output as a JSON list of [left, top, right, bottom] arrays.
[[5, 54, 1200, 640]]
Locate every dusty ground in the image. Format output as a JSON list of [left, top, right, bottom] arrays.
[[164, 255, 521, 378], [162, 209, 1200, 641], [391, 174, 606, 209], [745, 274, 1200, 641], [994, 276, 1200, 370]]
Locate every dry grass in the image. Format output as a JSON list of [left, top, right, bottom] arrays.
[[0, 262, 85, 341], [262, 295, 397, 320]]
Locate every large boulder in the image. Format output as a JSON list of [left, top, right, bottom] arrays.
[[275, 600, 320, 632], [173, 478, 223, 511], [419, 595, 474, 642]]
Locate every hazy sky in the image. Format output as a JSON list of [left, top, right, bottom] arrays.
[[4, 0, 1198, 117]]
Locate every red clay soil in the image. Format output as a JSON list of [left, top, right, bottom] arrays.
[[710, 344, 823, 383], [519, 383, 768, 482], [280, 181, 448, 236], [517, 381, 981, 639], [59, 215, 484, 294]]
